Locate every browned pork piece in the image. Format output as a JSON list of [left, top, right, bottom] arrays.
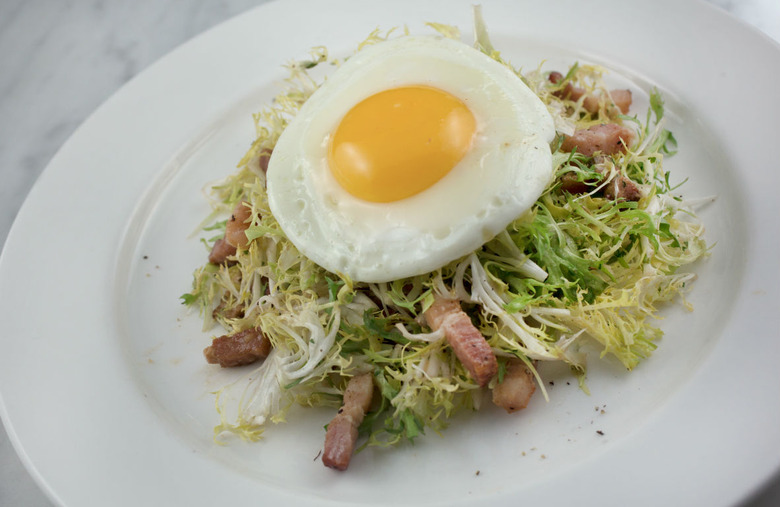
[[492, 359, 536, 413], [424, 296, 498, 387], [207, 201, 254, 264], [603, 173, 642, 201], [560, 123, 635, 157], [208, 238, 237, 265], [203, 327, 271, 367], [224, 201, 253, 249], [322, 373, 374, 471], [549, 71, 632, 115], [565, 171, 641, 202], [211, 298, 245, 321], [608, 89, 633, 115], [559, 156, 642, 202], [559, 172, 597, 195]]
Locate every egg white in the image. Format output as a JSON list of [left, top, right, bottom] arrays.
[[266, 35, 555, 283]]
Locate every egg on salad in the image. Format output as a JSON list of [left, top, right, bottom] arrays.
[[187, 13, 709, 473], [266, 35, 555, 283]]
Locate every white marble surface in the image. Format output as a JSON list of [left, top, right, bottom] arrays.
[[0, 1, 778, 505]]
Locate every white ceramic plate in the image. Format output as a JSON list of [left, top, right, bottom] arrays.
[[1, 0, 779, 505]]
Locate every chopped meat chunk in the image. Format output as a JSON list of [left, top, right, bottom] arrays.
[[549, 71, 632, 115], [322, 373, 374, 471], [559, 172, 597, 195], [208, 238, 237, 265], [224, 201, 254, 249], [603, 174, 642, 201], [549, 71, 587, 103], [547, 71, 565, 85], [560, 123, 635, 157], [492, 359, 536, 413], [581, 94, 601, 114], [559, 157, 642, 202], [609, 89, 633, 115], [207, 201, 257, 264], [424, 296, 498, 387], [203, 327, 271, 367], [211, 298, 244, 321]]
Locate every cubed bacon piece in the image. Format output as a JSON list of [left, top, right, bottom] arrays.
[[559, 157, 642, 202], [208, 238, 237, 265], [203, 327, 271, 367], [561, 171, 642, 202], [492, 359, 536, 413], [581, 94, 601, 114], [603, 174, 642, 202], [549, 71, 632, 115], [559, 172, 597, 195], [224, 201, 254, 249], [561, 123, 635, 157], [609, 89, 633, 115], [424, 296, 498, 387], [549, 71, 587, 103], [208, 201, 256, 264], [548, 71, 565, 85], [322, 373, 374, 471], [582, 89, 632, 115]]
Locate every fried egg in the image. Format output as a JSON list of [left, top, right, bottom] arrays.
[[266, 35, 555, 283]]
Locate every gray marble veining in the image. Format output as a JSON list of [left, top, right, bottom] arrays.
[[0, 0, 264, 248]]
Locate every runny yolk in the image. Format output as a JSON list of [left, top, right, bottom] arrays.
[[327, 85, 476, 203]]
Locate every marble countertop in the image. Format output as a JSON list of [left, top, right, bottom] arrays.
[[0, 1, 778, 505]]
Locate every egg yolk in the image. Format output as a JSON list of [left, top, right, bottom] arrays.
[[328, 86, 476, 203]]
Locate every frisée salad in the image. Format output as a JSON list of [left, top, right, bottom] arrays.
[[181, 10, 709, 470]]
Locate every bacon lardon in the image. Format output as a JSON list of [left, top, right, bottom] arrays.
[[322, 373, 374, 471], [224, 201, 253, 249], [561, 123, 635, 157], [424, 296, 498, 387], [492, 359, 536, 413], [207, 200, 253, 264], [203, 327, 271, 368], [549, 71, 632, 115], [207, 238, 237, 265]]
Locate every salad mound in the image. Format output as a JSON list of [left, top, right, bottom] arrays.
[[182, 15, 709, 468]]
